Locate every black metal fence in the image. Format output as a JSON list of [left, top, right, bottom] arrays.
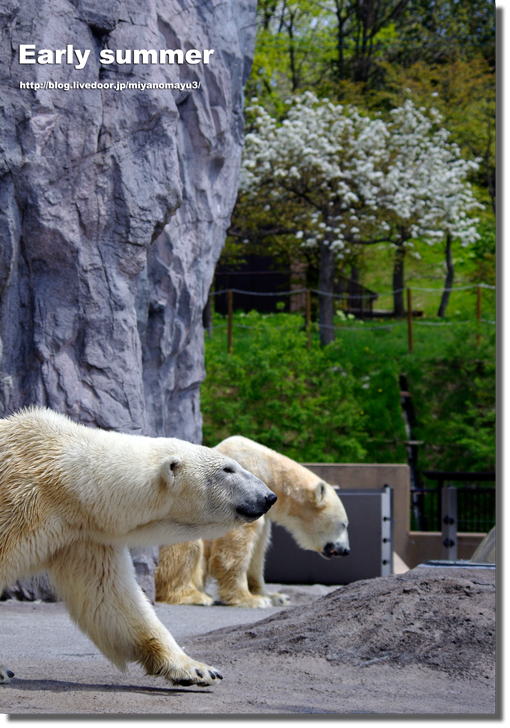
[[411, 471, 496, 533]]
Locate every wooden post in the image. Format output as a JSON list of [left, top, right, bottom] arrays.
[[477, 284, 482, 347], [203, 292, 213, 339], [227, 289, 233, 354], [407, 288, 413, 353], [306, 289, 311, 350]]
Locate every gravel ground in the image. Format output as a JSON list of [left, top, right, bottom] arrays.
[[0, 567, 496, 715]]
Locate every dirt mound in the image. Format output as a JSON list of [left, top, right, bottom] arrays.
[[190, 567, 495, 680]]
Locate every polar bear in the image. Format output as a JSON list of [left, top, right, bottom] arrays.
[[155, 436, 349, 608], [0, 409, 276, 686]]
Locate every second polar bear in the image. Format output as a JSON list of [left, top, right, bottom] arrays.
[[155, 436, 349, 608], [0, 409, 276, 687]]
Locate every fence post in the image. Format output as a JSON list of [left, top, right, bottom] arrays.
[[203, 291, 213, 339], [306, 289, 311, 350], [441, 486, 457, 560], [477, 284, 482, 348], [227, 289, 233, 354], [407, 288, 413, 353]]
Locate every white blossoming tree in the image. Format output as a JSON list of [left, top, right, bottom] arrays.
[[239, 93, 482, 343], [368, 101, 483, 317], [240, 91, 389, 345]]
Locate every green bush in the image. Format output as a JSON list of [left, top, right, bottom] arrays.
[[202, 311, 495, 472], [403, 332, 496, 472], [202, 311, 405, 463]]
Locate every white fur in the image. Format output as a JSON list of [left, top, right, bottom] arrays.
[[156, 436, 349, 609], [0, 408, 274, 687]]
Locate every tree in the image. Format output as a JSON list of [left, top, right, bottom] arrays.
[[247, 0, 337, 112], [238, 94, 482, 331], [239, 92, 389, 344], [370, 101, 483, 315], [247, 1, 495, 103], [376, 58, 496, 215]]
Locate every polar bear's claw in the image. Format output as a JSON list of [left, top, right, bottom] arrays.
[[0, 666, 14, 684], [163, 656, 224, 687], [269, 591, 291, 606]]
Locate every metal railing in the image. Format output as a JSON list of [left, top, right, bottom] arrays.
[[411, 471, 496, 534]]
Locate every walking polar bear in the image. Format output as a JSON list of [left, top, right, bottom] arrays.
[[0, 408, 276, 687], [155, 436, 350, 608]]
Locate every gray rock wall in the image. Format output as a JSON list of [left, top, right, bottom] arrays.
[[0, 0, 256, 602], [140, 0, 255, 442]]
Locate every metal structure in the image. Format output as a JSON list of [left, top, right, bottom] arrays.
[[412, 471, 496, 533], [441, 486, 458, 560], [264, 486, 393, 585]]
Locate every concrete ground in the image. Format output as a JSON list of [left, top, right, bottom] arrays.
[[0, 571, 496, 716], [0, 583, 335, 715]]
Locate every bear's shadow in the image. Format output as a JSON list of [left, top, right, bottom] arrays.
[[6, 678, 212, 695]]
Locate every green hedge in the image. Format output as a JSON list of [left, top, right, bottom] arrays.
[[201, 311, 495, 472]]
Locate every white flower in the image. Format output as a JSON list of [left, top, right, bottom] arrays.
[[240, 94, 481, 258]]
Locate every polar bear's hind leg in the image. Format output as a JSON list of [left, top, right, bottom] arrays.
[[156, 541, 213, 606], [246, 519, 291, 606]]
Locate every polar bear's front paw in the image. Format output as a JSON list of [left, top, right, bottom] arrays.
[[269, 591, 291, 606], [165, 656, 223, 688], [163, 589, 214, 606], [224, 594, 273, 608], [183, 590, 214, 607], [0, 666, 14, 684]]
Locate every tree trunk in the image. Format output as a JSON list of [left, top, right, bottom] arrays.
[[287, 10, 299, 92], [437, 233, 454, 318], [335, 2, 346, 81], [392, 243, 406, 317], [319, 241, 337, 346]]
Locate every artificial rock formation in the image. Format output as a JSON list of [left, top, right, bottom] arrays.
[[0, 0, 256, 602]]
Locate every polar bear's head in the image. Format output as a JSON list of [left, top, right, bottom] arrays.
[[214, 436, 349, 559], [281, 479, 350, 559], [152, 440, 277, 542]]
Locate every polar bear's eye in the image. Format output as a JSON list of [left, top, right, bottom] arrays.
[[223, 466, 235, 474]]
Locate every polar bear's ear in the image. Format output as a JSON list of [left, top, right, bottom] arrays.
[[315, 481, 327, 504], [161, 456, 183, 483]]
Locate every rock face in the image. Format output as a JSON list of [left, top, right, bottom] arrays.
[[0, 0, 256, 602], [139, 0, 254, 441]]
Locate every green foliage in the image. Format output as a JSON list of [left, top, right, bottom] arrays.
[[248, 0, 338, 114], [202, 311, 371, 462], [202, 311, 495, 472], [240, 0, 495, 219], [246, 0, 495, 104], [370, 57, 496, 214], [208, 0, 496, 472], [466, 218, 496, 286], [404, 331, 496, 471], [396, 0, 496, 67]]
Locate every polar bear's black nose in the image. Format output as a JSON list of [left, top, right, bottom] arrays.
[[236, 492, 277, 522], [323, 542, 350, 558]]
